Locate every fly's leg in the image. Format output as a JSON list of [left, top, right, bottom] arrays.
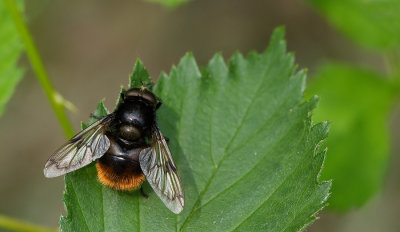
[[140, 186, 149, 199]]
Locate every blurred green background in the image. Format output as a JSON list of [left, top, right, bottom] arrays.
[[0, 0, 399, 231]]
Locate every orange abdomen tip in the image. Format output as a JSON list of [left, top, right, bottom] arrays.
[[96, 162, 146, 191]]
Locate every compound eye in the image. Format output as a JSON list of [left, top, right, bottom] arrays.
[[119, 125, 142, 141]]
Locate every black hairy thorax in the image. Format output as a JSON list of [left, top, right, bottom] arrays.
[[100, 89, 158, 175]]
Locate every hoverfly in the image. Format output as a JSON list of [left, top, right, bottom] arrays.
[[44, 87, 184, 214]]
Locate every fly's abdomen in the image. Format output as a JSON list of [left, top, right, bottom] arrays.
[[96, 154, 145, 191]]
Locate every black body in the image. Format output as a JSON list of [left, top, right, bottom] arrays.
[[98, 88, 159, 178], [44, 86, 184, 213]]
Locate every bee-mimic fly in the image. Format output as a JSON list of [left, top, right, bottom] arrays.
[[44, 87, 184, 214]]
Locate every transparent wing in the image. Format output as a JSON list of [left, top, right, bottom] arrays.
[[139, 126, 184, 214], [44, 116, 112, 178]]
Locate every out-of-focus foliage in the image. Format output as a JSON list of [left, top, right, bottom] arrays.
[[0, 0, 24, 117], [306, 0, 400, 211], [306, 63, 398, 210], [307, 0, 400, 50], [144, 0, 189, 8], [61, 28, 331, 232]]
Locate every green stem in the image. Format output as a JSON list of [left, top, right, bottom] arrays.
[[3, 0, 75, 138], [0, 214, 57, 232]]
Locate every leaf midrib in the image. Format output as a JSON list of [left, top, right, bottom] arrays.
[[70, 177, 91, 232]]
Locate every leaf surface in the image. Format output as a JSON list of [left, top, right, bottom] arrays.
[[0, 0, 24, 117], [306, 63, 397, 210], [61, 28, 330, 232]]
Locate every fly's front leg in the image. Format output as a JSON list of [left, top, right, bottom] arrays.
[[156, 97, 162, 109]]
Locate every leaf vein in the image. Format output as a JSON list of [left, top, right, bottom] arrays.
[[70, 178, 91, 232], [231, 147, 310, 231], [190, 110, 306, 214], [181, 61, 273, 230]]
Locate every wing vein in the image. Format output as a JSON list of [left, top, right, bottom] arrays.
[[44, 116, 111, 178]]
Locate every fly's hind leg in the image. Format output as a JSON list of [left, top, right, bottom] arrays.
[[140, 186, 149, 199]]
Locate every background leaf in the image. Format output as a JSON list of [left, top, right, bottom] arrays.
[[306, 63, 398, 210], [144, 0, 189, 8], [307, 0, 400, 50], [0, 0, 24, 117], [60, 28, 331, 232]]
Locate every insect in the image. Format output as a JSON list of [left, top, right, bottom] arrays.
[[43, 87, 184, 214]]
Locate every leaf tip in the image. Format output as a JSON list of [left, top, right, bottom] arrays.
[[304, 95, 319, 114], [321, 120, 330, 133], [185, 51, 194, 57], [209, 52, 227, 70], [210, 52, 223, 62], [180, 52, 197, 65], [177, 52, 201, 78], [114, 86, 126, 110], [270, 26, 286, 44], [129, 59, 152, 89], [98, 99, 107, 109], [311, 121, 330, 142], [80, 121, 87, 130], [87, 100, 109, 125]]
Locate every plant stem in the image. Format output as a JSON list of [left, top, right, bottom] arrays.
[[3, 0, 75, 138], [0, 214, 57, 232]]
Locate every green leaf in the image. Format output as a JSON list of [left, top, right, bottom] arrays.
[[307, 0, 400, 50], [81, 100, 109, 129], [130, 59, 152, 89], [306, 63, 397, 210], [144, 0, 189, 8], [0, 0, 24, 117], [60, 28, 331, 232]]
